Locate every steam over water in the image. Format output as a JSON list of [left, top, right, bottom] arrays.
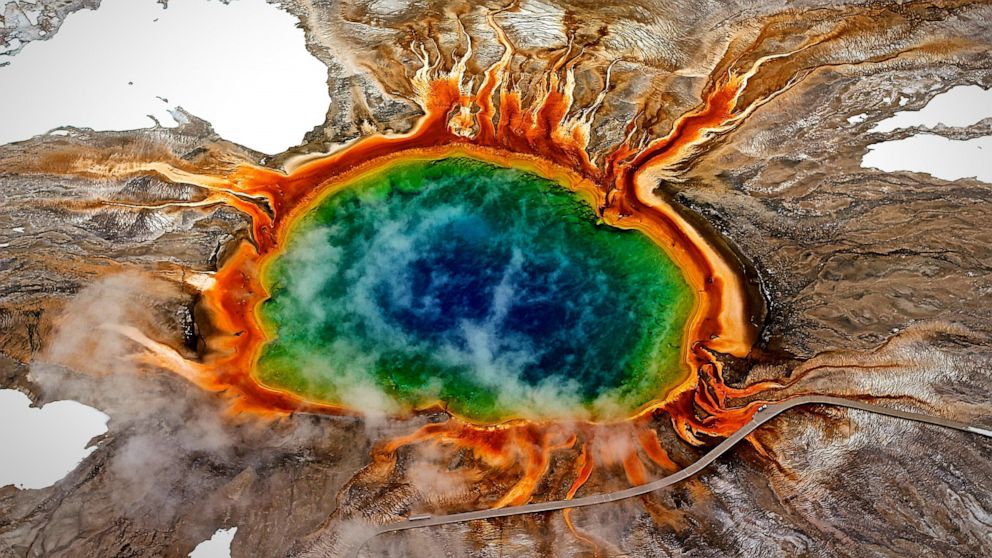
[[257, 158, 693, 421]]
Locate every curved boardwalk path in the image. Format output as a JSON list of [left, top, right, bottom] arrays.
[[353, 395, 992, 556]]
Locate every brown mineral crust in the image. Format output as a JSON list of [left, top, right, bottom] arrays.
[[688, 68, 992, 356], [2, 0, 992, 557]]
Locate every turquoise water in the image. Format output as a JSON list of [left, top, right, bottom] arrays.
[[256, 157, 693, 421]]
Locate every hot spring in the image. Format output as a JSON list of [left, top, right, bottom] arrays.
[[255, 157, 694, 422]]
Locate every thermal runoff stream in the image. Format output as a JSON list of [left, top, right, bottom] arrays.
[[257, 157, 692, 422]]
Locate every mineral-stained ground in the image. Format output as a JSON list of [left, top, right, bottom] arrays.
[[1, 0, 991, 557]]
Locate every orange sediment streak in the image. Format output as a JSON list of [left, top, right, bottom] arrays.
[[493, 437, 552, 508], [563, 443, 603, 556], [566, 444, 595, 502], [379, 420, 569, 509], [636, 423, 679, 472], [622, 452, 649, 487]]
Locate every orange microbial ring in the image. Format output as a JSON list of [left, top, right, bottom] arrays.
[[105, 9, 823, 516]]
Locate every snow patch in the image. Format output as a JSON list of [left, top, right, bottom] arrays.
[[0, 389, 109, 490], [847, 113, 868, 124], [862, 134, 991, 184], [0, 0, 330, 155], [189, 527, 238, 558], [871, 85, 992, 133], [861, 86, 992, 183]]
